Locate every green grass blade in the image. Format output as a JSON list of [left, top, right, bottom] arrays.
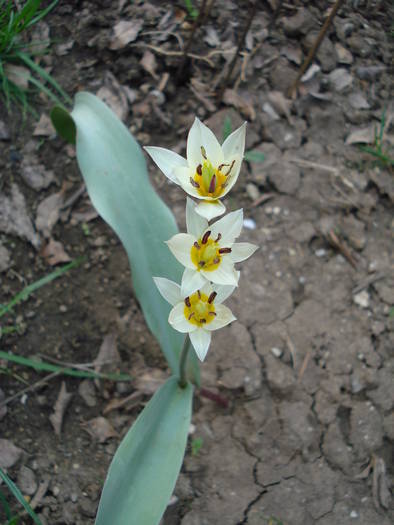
[[0, 487, 12, 520], [0, 467, 42, 525], [244, 150, 265, 163], [0, 351, 131, 381], [28, 0, 59, 26], [222, 115, 232, 141], [0, 257, 84, 318]]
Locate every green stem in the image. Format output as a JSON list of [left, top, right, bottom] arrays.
[[178, 335, 191, 388]]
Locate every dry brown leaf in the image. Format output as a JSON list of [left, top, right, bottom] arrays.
[[33, 114, 56, 137], [372, 456, 391, 510], [96, 71, 129, 121], [20, 157, 55, 191], [40, 238, 71, 266], [35, 191, 64, 238], [4, 64, 30, 89], [109, 20, 142, 50], [0, 184, 40, 248], [140, 50, 158, 79], [83, 417, 117, 443], [49, 381, 73, 436], [103, 391, 143, 414], [345, 126, 376, 145], [94, 333, 120, 376], [267, 91, 293, 124], [133, 368, 168, 395], [223, 89, 255, 121]]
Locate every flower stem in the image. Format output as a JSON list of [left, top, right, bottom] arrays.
[[178, 335, 191, 388]]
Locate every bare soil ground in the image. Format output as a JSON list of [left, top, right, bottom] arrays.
[[0, 1, 393, 524]]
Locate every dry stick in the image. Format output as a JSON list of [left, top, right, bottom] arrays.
[[287, 0, 345, 98], [176, 0, 209, 82], [216, 0, 258, 102]]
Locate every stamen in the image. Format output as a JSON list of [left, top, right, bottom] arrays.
[[219, 247, 232, 254], [209, 311, 217, 316], [202, 230, 211, 244], [224, 159, 235, 176], [184, 296, 191, 307], [213, 257, 220, 264], [215, 233, 222, 242], [208, 291, 217, 304], [196, 164, 202, 175], [197, 290, 201, 299], [200, 318, 207, 324], [201, 146, 207, 159], [208, 174, 216, 193], [188, 312, 195, 321], [190, 177, 200, 188], [193, 241, 200, 250], [218, 163, 230, 171], [198, 261, 205, 267], [221, 182, 228, 189]]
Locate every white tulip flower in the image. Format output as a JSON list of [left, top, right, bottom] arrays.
[[166, 198, 258, 296], [153, 277, 236, 361], [144, 117, 246, 221]]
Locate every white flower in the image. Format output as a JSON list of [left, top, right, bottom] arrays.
[[153, 277, 236, 361], [144, 117, 246, 221], [166, 198, 258, 296]]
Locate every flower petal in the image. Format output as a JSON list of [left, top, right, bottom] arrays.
[[230, 242, 259, 263], [173, 166, 203, 199], [213, 284, 236, 304], [187, 118, 224, 168], [153, 277, 182, 306], [205, 304, 236, 331], [220, 155, 242, 197], [166, 233, 195, 269], [201, 256, 239, 286], [189, 328, 211, 361], [144, 146, 187, 184], [198, 119, 224, 167], [186, 118, 203, 169], [181, 268, 207, 297], [186, 197, 208, 238], [210, 209, 243, 246], [195, 200, 226, 221], [222, 122, 246, 160], [169, 303, 197, 333]]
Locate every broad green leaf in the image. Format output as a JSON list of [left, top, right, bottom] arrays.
[[95, 376, 193, 525], [51, 92, 199, 381]]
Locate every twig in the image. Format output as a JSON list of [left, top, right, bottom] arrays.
[[216, 0, 258, 102], [288, 0, 345, 98], [288, 157, 339, 175], [0, 371, 60, 407], [133, 43, 216, 67], [199, 387, 228, 408], [326, 229, 358, 269], [249, 192, 274, 209], [298, 351, 311, 381], [352, 272, 386, 295]]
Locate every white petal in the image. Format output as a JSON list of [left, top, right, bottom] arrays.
[[153, 277, 182, 306], [222, 122, 246, 160], [173, 166, 202, 199], [181, 268, 207, 297], [230, 242, 259, 263], [220, 155, 242, 197], [166, 234, 195, 269], [200, 281, 214, 296], [195, 200, 226, 221], [205, 304, 236, 331], [213, 284, 236, 304], [144, 146, 187, 184], [186, 197, 208, 237], [201, 257, 239, 286], [187, 118, 224, 168], [210, 209, 243, 246], [189, 328, 211, 361], [169, 303, 197, 333]]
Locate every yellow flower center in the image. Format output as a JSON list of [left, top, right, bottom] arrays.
[[190, 231, 232, 272], [184, 290, 216, 327], [189, 155, 235, 198]]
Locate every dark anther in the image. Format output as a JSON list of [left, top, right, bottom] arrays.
[[198, 261, 205, 267], [197, 290, 201, 298], [193, 241, 200, 250], [188, 312, 195, 321], [213, 257, 220, 264], [215, 233, 222, 242], [208, 291, 217, 304], [184, 296, 191, 307], [201, 146, 207, 159], [200, 318, 207, 323], [224, 159, 235, 176], [202, 230, 211, 244], [196, 164, 202, 175], [208, 174, 216, 193], [219, 247, 232, 254], [218, 163, 230, 171], [209, 311, 217, 316], [190, 177, 200, 188]]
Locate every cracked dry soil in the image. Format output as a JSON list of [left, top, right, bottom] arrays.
[[0, 1, 393, 524]]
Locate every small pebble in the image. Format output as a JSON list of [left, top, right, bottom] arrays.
[[59, 305, 68, 313], [350, 510, 358, 518], [353, 290, 369, 309], [271, 347, 283, 358], [272, 206, 281, 215], [315, 249, 326, 257], [243, 218, 256, 230]]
